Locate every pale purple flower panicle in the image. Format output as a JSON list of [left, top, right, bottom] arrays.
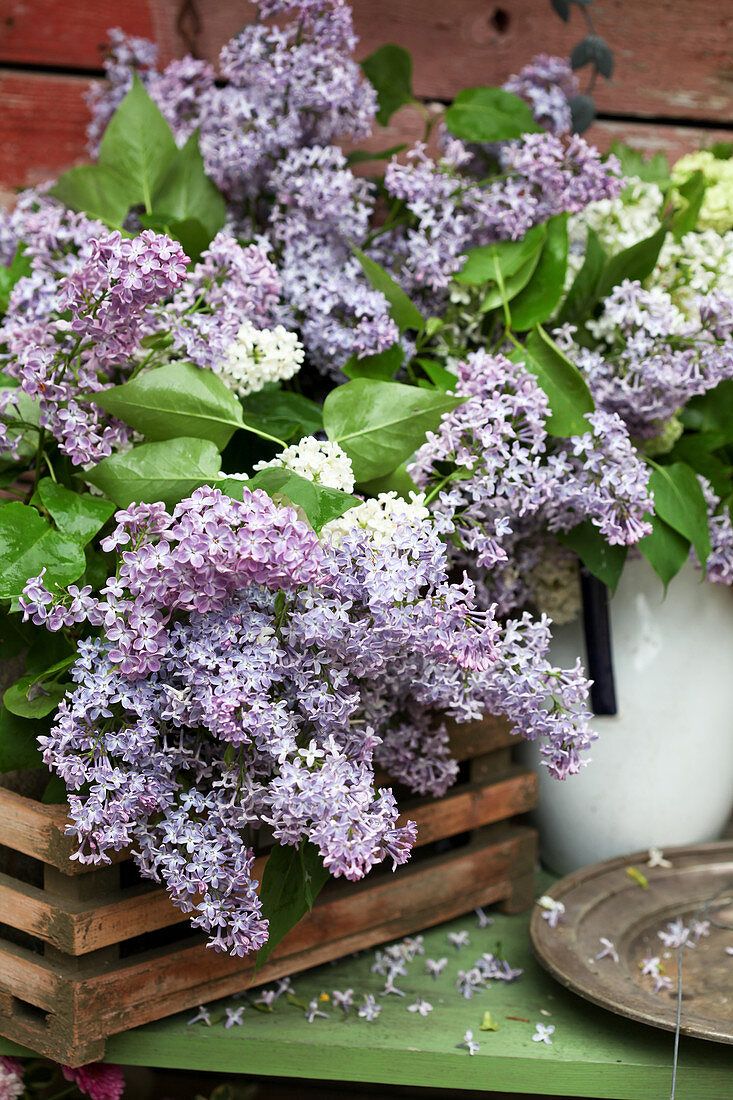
[[503, 54, 579, 135]]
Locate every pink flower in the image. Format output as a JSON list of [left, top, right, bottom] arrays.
[[62, 1063, 125, 1100], [0, 1056, 24, 1100]]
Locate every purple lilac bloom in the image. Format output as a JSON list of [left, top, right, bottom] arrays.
[[503, 55, 579, 135]]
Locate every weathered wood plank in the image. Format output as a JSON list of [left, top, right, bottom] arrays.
[[0, 786, 125, 874], [1, 2, 732, 124], [399, 768, 537, 847], [0, 941, 65, 1010]]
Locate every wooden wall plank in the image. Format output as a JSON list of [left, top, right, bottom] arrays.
[[2, 2, 732, 123]]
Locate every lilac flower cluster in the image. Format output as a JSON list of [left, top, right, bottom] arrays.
[[0, 228, 188, 465], [408, 350, 652, 617], [503, 54, 579, 135], [562, 280, 733, 441]]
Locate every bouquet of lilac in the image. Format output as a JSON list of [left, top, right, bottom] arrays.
[[0, 0, 687, 955]]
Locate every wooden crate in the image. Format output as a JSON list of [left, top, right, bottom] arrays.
[[0, 715, 537, 1066]]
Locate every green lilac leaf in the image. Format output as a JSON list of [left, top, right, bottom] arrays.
[[243, 468, 360, 533], [445, 87, 540, 143], [0, 503, 86, 599], [557, 521, 627, 593], [556, 226, 607, 325], [511, 326, 594, 436], [151, 129, 226, 244], [255, 841, 330, 970], [638, 514, 690, 589], [671, 170, 705, 240], [646, 462, 711, 566], [479, 251, 544, 314], [241, 390, 323, 443], [456, 223, 546, 286], [84, 437, 223, 509], [351, 246, 424, 333], [357, 462, 419, 501], [98, 74, 177, 213], [360, 44, 415, 126], [596, 224, 667, 300], [42, 774, 68, 804], [607, 143, 670, 186], [0, 245, 33, 314], [0, 705, 45, 771], [342, 344, 404, 381], [509, 214, 569, 330], [89, 363, 244, 451], [415, 358, 458, 392], [4, 674, 68, 719], [49, 165, 132, 228], [35, 479, 115, 545], [323, 379, 463, 483]]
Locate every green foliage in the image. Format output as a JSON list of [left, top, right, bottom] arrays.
[[357, 462, 419, 501], [607, 143, 670, 186], [557, 521, 627, 593], [241, 390, 323, 444], [49, 165, 132, 229], [0, 705, 44, 771], [638, 514, 691, 589], [444, 87, 540, 143], [255, 841, 330, 970], [0, 245, 33, 314], [42, 774, 68, 804], [0, 503, 86, 599], [646, 462, 711, 567], [596, 224, 667, 301], [231, 467, 360, 533], [90, 362, 244, 451], [146, 129, 227, 245], [360, 44, 415, 126], [670, 170, 705, 239], [323, 379, 463, 483], [99, 74, 177, 214], [556, 226, 606, 326], [4, 673, 69, 719], [32, 479, 114, 545], [342, 344, 404, 381], [351, 247, 424, 333], [415, 358, 458, 392], [84, 437, 223, 509], [509, 215, 569, 330], [510, 326, 594, 437], [455, 223, 546, 287]]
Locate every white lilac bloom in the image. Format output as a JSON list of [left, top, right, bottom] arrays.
[[321, 491, 430, 547], [382, 972, 406, 997], [532, 1023, 555, 1045], [595, 937, 619, 963], [566, 175, 665, 287], [647, 848, 672, 869], [255, 437, 355, 493], [425, 957, 448, 979], [371, 951, 389, 976], [358, 994, 382, 1021], [187, 1005, 211, 1026], [658, 920, 693, 950], [402, 935, 425, 959], [448, 930, 470, 951], [474, 907, 494, 929], [640, 955, 662, 978], [538, 896, 566, 929], [457, 968, 484, 999], [220, 319, 304, 397], [690, 919, 711, 942], [224, 1006, 245, 1028], [407, 999, 433, 1016], [653, 975, 674, 995], [305, 998, 329, 1023], [456, 1029, 480, 1056], [332, 989, 354, 1013]]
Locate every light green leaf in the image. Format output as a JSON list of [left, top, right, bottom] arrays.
[[89, 363, 244, 451], [671, 170, 705, 240], [415, 358, 458, 392], [647, 462, 711, 566], [4, 674, 69, 719], [557, 521, 627, 593], [241, 390, 323, 444], [255, 841, 330, 970], [638, 514, 690, 589], [151, 129, 226, 242], [0, 503, 86, 599], [48, 164, 132, 228], [445, 86, 541, 142], [607, 142, 670, 186], [479, 251, 543, 314], [84, 437, 222, 509], [456, 224, 546, 286], [0, 245, 33, 314], [323, 379, 463, 483], [509, 214, 569, 330], [35, 479, 115, 545], [351, 247, 424, 333], [360, 44, 415, 126], [511, 326, 594, 436], [241, 468, 360, 533], [99, 74, 177, 214]]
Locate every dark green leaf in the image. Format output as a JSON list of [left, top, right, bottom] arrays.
[[243, 468, 360, 533], [98, 74, 177, 213], [511, 326, 594, 436], [357, 462, 419, 501], [668, 434, 732, 498], [89, 363, 244, 451], [0, 606, 32, 660], [556, 227, 606, 324], [571, 35, 614, 78], [671, 170, 705, 240], [445, 87, 540, 143], [708, 142, 733, 160], [456, 224, 546, 287], [415, 359, 458, 392], [0, 245, 33, 314], [25, 631, 75, 677], [638, 514, 690, 589], [0, 503, 86, 599], [241, 390, 323, 444], [568, 94, 596, 134], [49, 165, 131, 228], [684, 379, 733, 434], [351, 247, 424, 333], [35, 479, 115, 546], [550, 0, 570, 21], [557, 521, 627, 593], [647, 462, 711, 566], [42, 774, 68, 805], [342, 344, 404, 381], [84, 437, 222, 509], [509, 215, 569, 329], [360, 44, 415, 126], [0, 384, 41, 465], [0, 705, 44, 771], [597, 224, 667, 300], [4, 674, 68, 719], [255, 841, 330, 969], [323, 379, 463, 483], [151, 129, 226, 243]]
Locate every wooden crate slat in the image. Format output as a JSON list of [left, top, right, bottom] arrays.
[[0, 941, 65, 1011], [400, 766, 537, 847], [2, 2, 733, 124]]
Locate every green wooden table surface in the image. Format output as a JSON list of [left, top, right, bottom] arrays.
[[1, 900, 730, 1097]]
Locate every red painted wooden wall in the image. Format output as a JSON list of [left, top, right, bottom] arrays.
[[1, 0, 732, 197]]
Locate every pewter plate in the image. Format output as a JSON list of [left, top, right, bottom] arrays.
[[530, 841, 733, 1044]]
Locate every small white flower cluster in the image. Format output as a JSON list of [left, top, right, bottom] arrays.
[[566, 175, 665, 287], [254, 437, 355, 492], [220, 320, 304, 397], [321, 490, 430, 547], [655, 228, 733, 318]]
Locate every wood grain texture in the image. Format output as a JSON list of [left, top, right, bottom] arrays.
[[2, 1, 733, 123]]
